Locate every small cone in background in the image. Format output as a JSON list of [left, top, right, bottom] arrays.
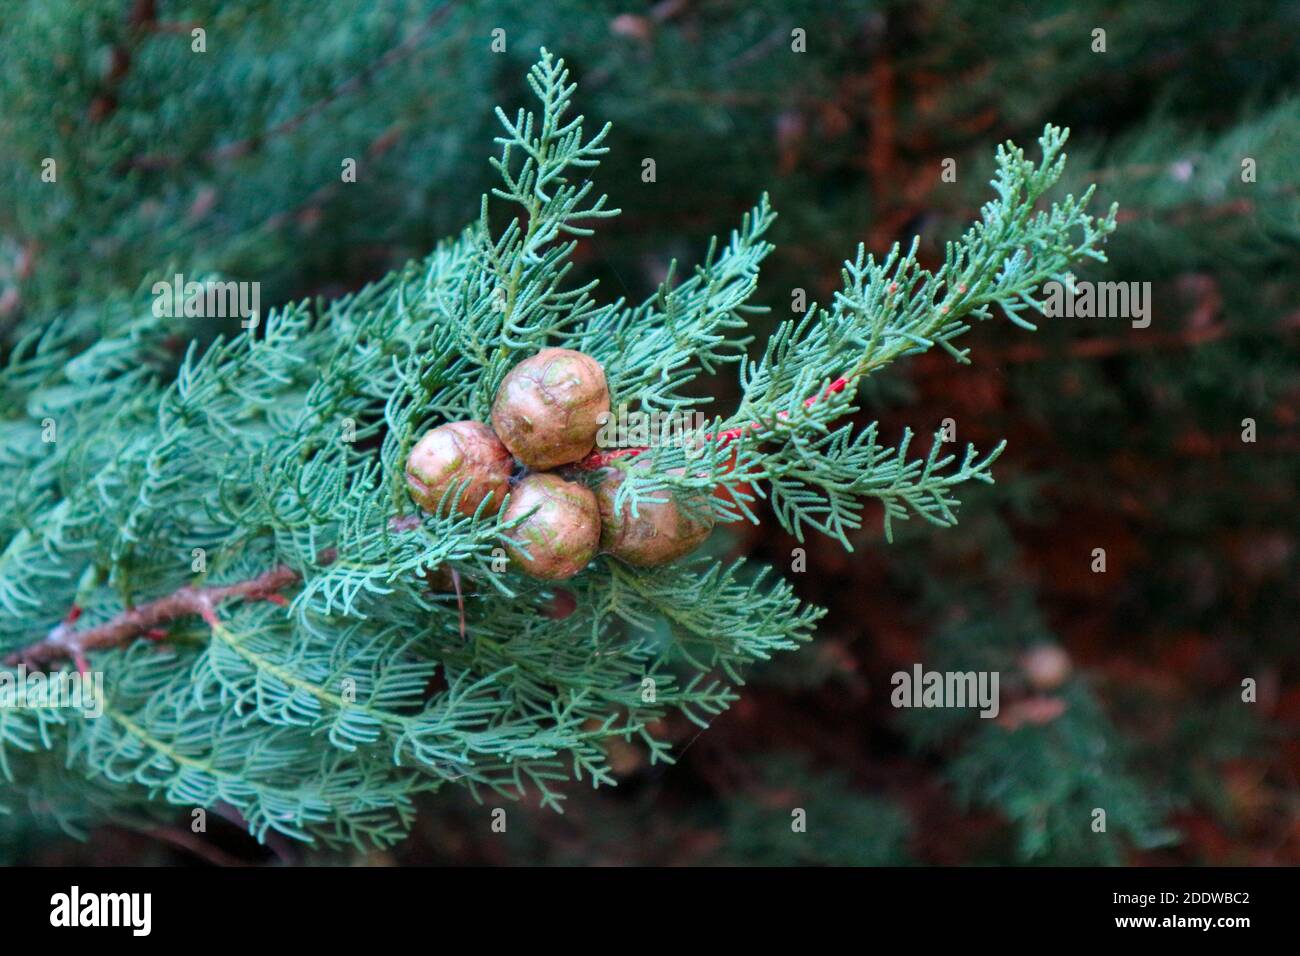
[[1020, 643, 1072, 692]]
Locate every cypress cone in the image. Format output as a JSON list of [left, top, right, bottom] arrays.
[[595, 467, 714, 567], [502, 473, 602, 580], [491, 348, 610, 470], [1020, 644, 1072, 691], [405, 421, 513, 517]]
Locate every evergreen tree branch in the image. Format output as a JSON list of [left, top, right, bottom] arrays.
[[0, 47, 1127, 846], [582, 124, 1117, 544]]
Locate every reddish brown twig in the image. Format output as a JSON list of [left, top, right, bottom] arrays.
[[7, 562, 314, 669]]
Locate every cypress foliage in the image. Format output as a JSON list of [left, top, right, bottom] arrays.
[[2, 2, 1294, 866], [0, 47, 1113, 848]]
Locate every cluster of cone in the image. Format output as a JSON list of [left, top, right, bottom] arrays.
[[405, 348, 713, 580]]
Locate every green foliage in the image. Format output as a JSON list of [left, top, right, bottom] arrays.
[[0, 0, 1289, 869], [884, 493, 1183, 865], [948, 687, 1179, 865], [0, 48, 1110, 849], [608, 126, 1116, 544], [719, 754, 912, 866]]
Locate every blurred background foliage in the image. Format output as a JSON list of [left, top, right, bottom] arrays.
[[1, 0, 1296, 864]]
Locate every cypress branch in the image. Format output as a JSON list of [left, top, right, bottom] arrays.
[[0, 48, 1118, 847]]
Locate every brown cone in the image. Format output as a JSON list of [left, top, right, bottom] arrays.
[[1020, 644, 1072, 692], [405, 421, 513, 517], [491, 348, 610, 470], [595, 468, 714, 567], [501, 473, 601, 580]]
